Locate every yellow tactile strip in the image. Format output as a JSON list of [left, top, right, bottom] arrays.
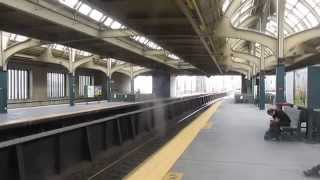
[[163, 172, 184, 180], [203, 121, 213, 129], [123, 100, 222, 180]]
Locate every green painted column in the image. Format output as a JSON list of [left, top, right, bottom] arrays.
[[259, 72, 265, 110], [276, 63, 285, 103], [241, 75, 247, 94], [247, 78, 252, 94], [252, 76, 256, 97], [106, 75, 111, 101], [130, 77, 134, 95], [0, 70, 7, 113], [68, 73, 75, 106]]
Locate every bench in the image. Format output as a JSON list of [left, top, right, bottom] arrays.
[[281, 106, 303, 138]]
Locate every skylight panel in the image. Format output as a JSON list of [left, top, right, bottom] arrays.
[[306, 13, 318, 27], [285, 17, 295, 27], [288, 0, 298, 6], [296, 2, 309, 15], [138, 36, 146, 44], [168, 54, 180, 60], [9, 34, 16, 41], [110, 21, 122, 29], [305, 0, 317, 7], [292, 7, 304, 19], [146, 41, 153, 48], [222, 0, 231, 13], [132, 36, 140, 41], [77, 50, 92, 57], [241, 2, 251, 14], [293, 25, 300, 32], [287, 13, 299, 24], [239, 13, 250, 24], [78, 3, 92, 15], [54, 44, 66, 51], [89, 9, 103, 21], [316, 6, 320, 16], [231, 12, 240, 24], [104, 17, 114, 27], [302, 17, 312, 28], [297, 23, 305, 30], [286, 3, 293, 10], [15, 35, 28, 42], [59, 0, 79, 8]]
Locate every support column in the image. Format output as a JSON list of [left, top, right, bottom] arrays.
[[129, 64, 134, 95], [241, 74, 247, 94], [68, 73, 75, 106], [152, 71, 170, 98], [276, 64, 285, 103], [257, 16, 267, 110], [68, 48, 76, 106], [106, 59, 112, 101], [259, 72, 266, 110], [247, 78, 252, 94], [276, 0, 286, 104], [0, 32, 8, 113], [130, 77, 134, 95], [105, 75, 111, 101], [0, 70, 7, 113]]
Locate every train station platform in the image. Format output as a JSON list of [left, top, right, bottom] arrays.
[[169, 98, 320, 180], [0, 101, 131, 130]]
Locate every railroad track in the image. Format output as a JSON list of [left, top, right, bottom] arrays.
[[64, 101, 213, 180]]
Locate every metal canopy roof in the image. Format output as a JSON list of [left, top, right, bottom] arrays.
[[0, 2, 179, 73], [86, 0, 222, 74]]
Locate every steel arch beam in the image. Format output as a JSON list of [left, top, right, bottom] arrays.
[[110, 63, 131, 76], [4, 39, 43, 62], [73, 55, 98, 70], [0, 0, 178, 69], [133, 69, 151, 77], [38, 48, 69, 70], [114, 69, 131, 77], [285, 27, 320, 55], [81, 61, 109, 76], [217, 0, 277, 53], [216, 19, 277, 53]]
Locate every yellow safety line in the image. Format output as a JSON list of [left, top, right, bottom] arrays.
[[203, 121, 213, 129], [123, 100, 222, 180], [162, 172, 184, 180]]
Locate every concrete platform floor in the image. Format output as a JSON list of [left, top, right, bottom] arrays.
[[0, 101, 130, 129], [172, 98, 320, 180]]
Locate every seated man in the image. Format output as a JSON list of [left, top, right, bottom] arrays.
[[304, 164, 320, 177], [265, 108, 291, 139]]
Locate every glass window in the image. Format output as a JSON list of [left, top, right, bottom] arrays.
[[47, 72, 66, 98], [79, 75, 94, 97], [8, 69, 29, 100], [134, 76, 152, 94]]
